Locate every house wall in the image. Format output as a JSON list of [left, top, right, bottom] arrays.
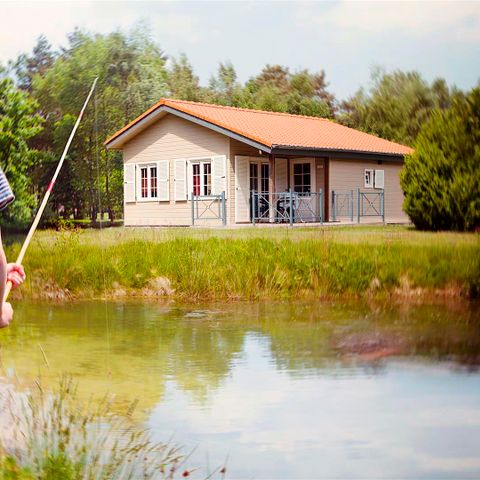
[[123, 114, 229, 226], [120, 113, 407, 226], [328, 158, 408, 223]]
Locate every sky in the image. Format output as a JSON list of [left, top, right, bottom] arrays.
[[0, 0, 479, 99]]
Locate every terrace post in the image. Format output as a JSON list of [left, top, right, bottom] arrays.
[[191, 192, 195, 226], [269, 154, 275, 223], [221, 191, 226, 226], [252, 191, 256, 226], [382, 190, 385, 224], [289, 188, 294, 226], [320, 189, 323, 224], [332, 190, 336, 222], [357, 188, 360, 224], [350, 190, 354, 222]]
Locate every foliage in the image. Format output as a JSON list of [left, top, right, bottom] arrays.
[[10, 35, 55, 92], [339, 68, 460, 146], [0, 78, 43, 225], [31, 28, 168, 222], [401, 88, 480, 231], [207, 63, 336, 117], [167, 53, 205, 102]]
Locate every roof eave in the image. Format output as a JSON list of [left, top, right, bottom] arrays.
[[271, 144, 410, 160]]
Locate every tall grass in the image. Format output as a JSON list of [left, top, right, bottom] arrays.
[[6, 227, 480, 301], [0, 377, 188, 479]]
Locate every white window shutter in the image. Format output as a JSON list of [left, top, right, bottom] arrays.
[[187, 160, 194, 199], [157, 160, 169, 201], [375, 169, 385, 189], [124, 163, 136, 202], [212, 155, 227, 197], [234, 156, 250, 222], [174, 159, 187, 201]]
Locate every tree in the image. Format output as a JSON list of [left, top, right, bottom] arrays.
[[400, 87, 480, 231], [339, 69, 459, 146], [0, 78, 43, 224], [208, 62, 243, 106], [167, 54, 204, 101], [30, 29, 169, 222], [242, 65, 336, 117], [11, 35, 55, 92]]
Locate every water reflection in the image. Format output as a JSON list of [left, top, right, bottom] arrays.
[[0, 300, 479, 478], [1, 301, 479, 404]]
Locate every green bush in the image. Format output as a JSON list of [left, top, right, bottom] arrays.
[[401, 88, 480, 231]]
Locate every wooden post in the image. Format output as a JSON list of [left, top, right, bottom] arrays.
[[324, 157, 330, 221], [269, 154, 275, 223]]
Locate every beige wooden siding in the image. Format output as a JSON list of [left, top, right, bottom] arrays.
[[329, 158, 408, 223], [123, 114, 229, 226]]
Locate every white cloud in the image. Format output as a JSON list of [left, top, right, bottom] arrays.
[[0, 0, 478, 98], [299, 0, 480, 42]]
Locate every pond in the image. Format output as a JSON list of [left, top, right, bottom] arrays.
[[1, 300, 480, 479]]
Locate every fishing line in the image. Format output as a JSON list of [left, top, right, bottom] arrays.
[[93, 81, 112, 379]]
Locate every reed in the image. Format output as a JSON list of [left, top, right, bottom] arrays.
[[0, 376, 186, 479], [5, 226, 480, 301]]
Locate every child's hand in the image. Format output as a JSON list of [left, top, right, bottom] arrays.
[[6, 263, 25, 289], [0, 301, 13, 328]]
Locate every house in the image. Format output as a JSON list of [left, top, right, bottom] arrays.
[[105, 99, 413, 226]]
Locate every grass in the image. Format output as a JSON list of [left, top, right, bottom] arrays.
[[0, 377, 191, 480], [5, 225, 480, 301]]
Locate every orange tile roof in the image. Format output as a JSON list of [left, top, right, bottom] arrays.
[[105, 98, 413, 156]]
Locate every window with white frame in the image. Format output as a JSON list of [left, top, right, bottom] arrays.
[[364, 169, 374, 188], [293, 162, 311, 195], [192, 160, 212, 196], [260, 164, 269, 194], [139, 164, 158, 199]]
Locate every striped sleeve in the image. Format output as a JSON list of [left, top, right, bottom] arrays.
[[0, 167, 14, 211]]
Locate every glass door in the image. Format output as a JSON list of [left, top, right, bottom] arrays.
[[249, 161, 269, 221]]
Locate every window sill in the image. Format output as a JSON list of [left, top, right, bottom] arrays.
[[136, 198, 168, 203]]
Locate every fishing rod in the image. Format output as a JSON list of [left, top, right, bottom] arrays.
[[4, 77, 98, 301]]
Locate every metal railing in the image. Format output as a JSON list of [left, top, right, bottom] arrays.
[[331, 190, 354, 221], [191, 191, 226, 226], [251, 190, 323, 225], [357, 188, 384, 223], [331, 189, 385, 223]]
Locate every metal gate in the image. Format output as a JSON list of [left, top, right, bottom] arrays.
[[191, 191, 226, 226], [331, 190, 354, 221], [332, 189, 385, 223], [357, 189, 384, 223]]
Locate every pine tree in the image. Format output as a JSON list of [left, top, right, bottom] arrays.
[[401, 87, 480, 231]]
